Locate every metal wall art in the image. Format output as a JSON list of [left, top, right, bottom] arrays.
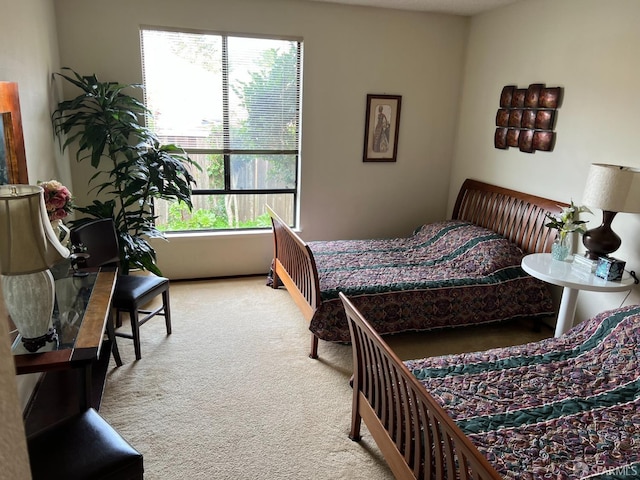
[[494, 84, 562, 153]]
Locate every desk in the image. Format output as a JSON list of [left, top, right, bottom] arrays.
[[12, 267, 117, 435], [521, 253, 634, 337]]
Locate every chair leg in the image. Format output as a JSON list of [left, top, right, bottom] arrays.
[[163, 290, 172, 335], [106, 310, 123, 367], [130, 307, 142, 361]]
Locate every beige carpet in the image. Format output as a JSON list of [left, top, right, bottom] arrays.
[[100, 276, 553, 479]]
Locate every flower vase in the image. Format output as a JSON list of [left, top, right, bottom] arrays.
[[551, 235, 570, 261]]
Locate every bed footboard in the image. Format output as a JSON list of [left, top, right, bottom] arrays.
[[341, 292, 502, 480], [267, 206, 322, 358]]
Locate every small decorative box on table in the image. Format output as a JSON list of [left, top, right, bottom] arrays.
[[595, 256, 626, 281]]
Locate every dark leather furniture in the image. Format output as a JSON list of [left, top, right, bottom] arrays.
[[27, 408, 143, 480], [70, 218, 172, 361]]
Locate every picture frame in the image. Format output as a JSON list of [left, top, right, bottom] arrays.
[[363, 94, 402, 162], [0, 112, 19, 185], [0, 82, 28, 184]]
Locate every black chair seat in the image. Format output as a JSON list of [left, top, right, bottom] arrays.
[[112, 273, 172, 360], [114, 274, 169, 307], [28, 408, 143, 480]]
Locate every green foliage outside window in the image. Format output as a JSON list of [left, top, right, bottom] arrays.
[[142, 29, 301, 231], [159, 200, 271, 231]]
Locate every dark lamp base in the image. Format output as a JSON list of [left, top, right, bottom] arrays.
[[21, 328, 58, 353], [582, 210, 622, 260]]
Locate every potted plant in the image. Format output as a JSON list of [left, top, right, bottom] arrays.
[[544, 200, 591, 260], [51, 68, 199, 275]]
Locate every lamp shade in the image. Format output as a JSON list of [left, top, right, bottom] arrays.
[[581, 163, 640, 214], [0, 185, 69, 275]]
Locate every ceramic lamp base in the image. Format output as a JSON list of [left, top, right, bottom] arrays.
[[1, 269, 56, 352], [582, 210, 621, 260]]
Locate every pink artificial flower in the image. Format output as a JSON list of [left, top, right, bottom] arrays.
[[49, 208, 68, 221], [38, 180, 74, 222], [48, 191, 69, 210]]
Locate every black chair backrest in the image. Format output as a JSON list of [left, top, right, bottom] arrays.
[[70, 218, 121, 268]]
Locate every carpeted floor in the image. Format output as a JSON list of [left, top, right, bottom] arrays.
[[100, 275, 553, 479]]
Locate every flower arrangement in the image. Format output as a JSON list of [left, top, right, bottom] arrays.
[[38, 180, 74, 222], [545, 200, 591, 242]]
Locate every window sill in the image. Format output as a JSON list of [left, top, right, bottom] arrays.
[[162, 226, 302, 240], [163, 229, 274, 240]]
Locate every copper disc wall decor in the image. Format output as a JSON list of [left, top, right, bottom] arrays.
[[494, 83, 562, 153]]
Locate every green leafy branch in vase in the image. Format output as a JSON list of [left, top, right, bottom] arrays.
[[545, 200, 592, 243]]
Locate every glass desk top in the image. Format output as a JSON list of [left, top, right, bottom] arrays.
[[10, 267, 117, 375], [11, 272, 98, 355]]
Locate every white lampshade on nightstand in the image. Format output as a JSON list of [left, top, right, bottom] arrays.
[[581, 163, 640, 260], [0, 185, 70, 352]]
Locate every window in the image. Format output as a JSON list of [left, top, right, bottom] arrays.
[[140, 27, 302, 231]]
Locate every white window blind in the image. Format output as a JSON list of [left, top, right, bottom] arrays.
[[140, 27, 302, 230]]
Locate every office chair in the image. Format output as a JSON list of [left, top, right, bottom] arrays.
[[70, 218, 172, 361]]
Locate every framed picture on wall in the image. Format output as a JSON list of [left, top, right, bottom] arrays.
[[363, 94, 402, 162], [0, 83, 28, 183], [0, 112, 19, 185]]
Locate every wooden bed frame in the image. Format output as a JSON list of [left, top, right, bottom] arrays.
[[340, 291, 502, 480], [267, 179, 566, 359]]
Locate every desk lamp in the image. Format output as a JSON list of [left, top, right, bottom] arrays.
[[0, 185, 70, 352], [581, 163, 640, 260]]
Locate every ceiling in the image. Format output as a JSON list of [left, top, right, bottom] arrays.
[[305, 0, 522, 16]]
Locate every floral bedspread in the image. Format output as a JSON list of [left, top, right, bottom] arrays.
[[307, 220, 554, 342], [406, 305, 640, 479]]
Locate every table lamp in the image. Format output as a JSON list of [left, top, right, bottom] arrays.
[[0, 185, 70, 352], [581, 163, 640, 260]]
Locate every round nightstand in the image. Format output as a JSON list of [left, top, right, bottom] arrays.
[[521, 253, 635, 337]]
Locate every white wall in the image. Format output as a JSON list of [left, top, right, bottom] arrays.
[[0, 0, 63, 473], [53, 0, 469, 279], [451, 0, 640, 322], [0, 0, 69, 186]]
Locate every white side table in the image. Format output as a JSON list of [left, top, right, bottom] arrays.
[[521, 253, 635, 337]]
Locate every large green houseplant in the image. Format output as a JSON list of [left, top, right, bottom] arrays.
[[52, 68, 198, 275]]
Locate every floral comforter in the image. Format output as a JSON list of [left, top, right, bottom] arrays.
[[406, 305, 640, 479], [307, 220, 554, 342]]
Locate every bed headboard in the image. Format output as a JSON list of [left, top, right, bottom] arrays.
[[452, 179, 567, 255]]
